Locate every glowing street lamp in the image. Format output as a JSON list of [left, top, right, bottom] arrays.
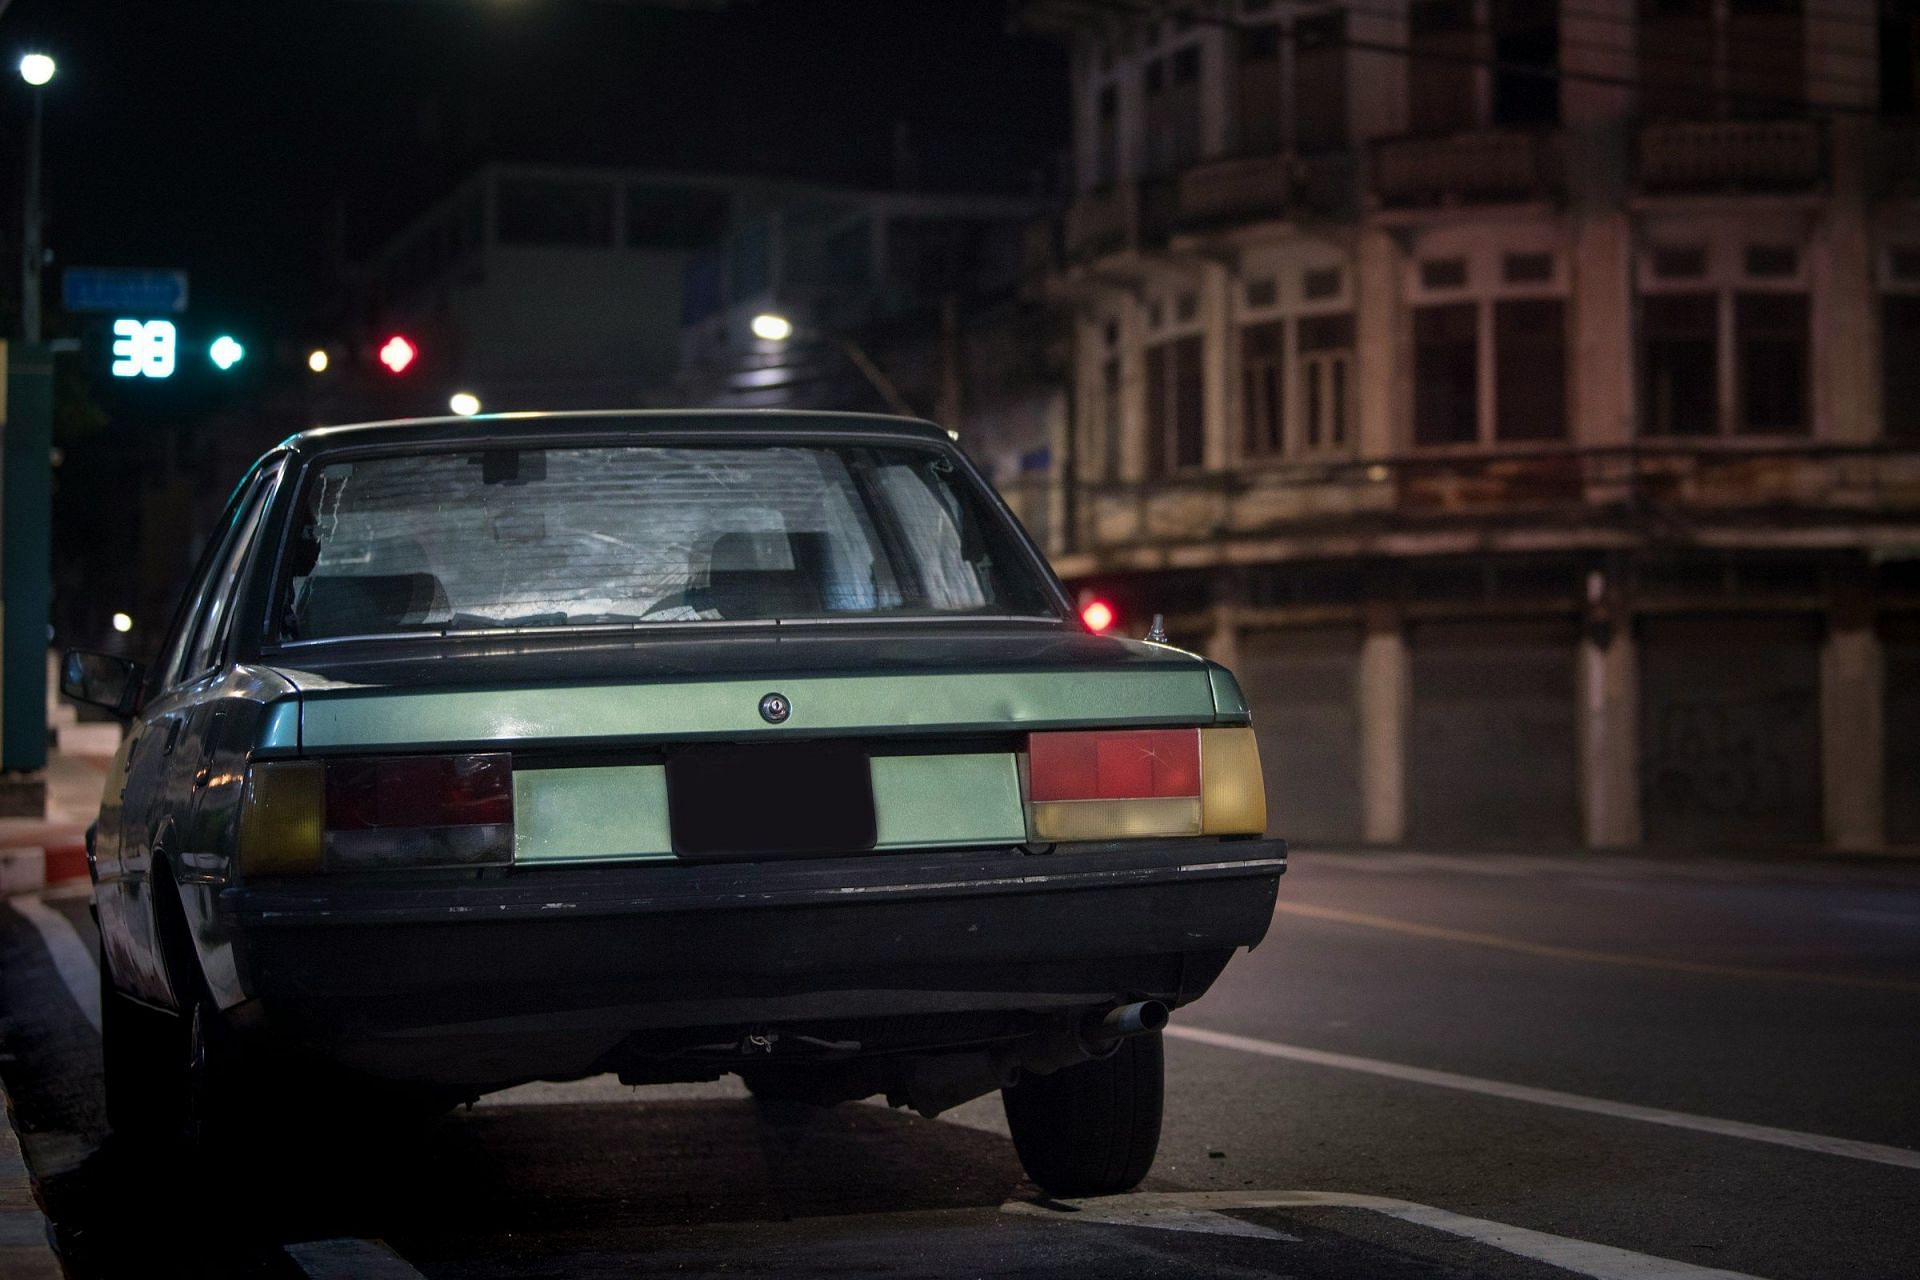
[[19, 53, 55, 342], [750, 312, 794, 342], [307, 349, 330, 373], [17, 54, 54, 87], [448, 391, 481, 417], [110, 611, 132, 634]]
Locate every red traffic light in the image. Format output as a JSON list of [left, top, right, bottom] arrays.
[[1080, 599, 1116, 634], [378, 335, 417, 375]]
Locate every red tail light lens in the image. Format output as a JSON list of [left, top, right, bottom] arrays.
[[1028, 729, 1200, 801], [322, 752, 513, 869], [325, 753, 513, 830]]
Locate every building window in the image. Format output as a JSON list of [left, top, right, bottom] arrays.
[[1639, 237, 1809, 438], [1642, 293, 1719, 437], [1147, 336, 1206, 474], [1303, 266, 1342, 299], [1652, 246, 1708, 279], [1096, 84, 1120, 186], [1414, 303, 1480, 446], [1887, 294, 1920, 439], [1407, 237, 1568, 448], [1246, 276, 1278, 308], [1242, 321, 1285, 455], [496, 179, 616, 247], [1493, 0, 1560, 125], [1494, 299, 1567, 441], [1639, 0, 1805, 119], [1735, 293, 1808, 435], [1237, 24, 1284, 154], [1299, 313, 1354, 449], [1294, 11, 1348, 153], [1409, 0, 1478, 136], [1102, 352, 1125, 478]]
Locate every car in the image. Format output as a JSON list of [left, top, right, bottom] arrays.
[[61, 409, 1286, 1196]]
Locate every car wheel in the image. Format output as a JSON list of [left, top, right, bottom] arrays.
[[1001, 1031, 1163, 1197], [100, 950, 184, 1141], [180, 993, 259, 1162]]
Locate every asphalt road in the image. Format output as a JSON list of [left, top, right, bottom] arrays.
[[2, 851, 1917, 1278]]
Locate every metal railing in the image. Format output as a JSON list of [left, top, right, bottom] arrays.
[[1637, 118, 1827, 193], [1371, 130, 1563, 208]]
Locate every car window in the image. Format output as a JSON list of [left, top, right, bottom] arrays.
[[275, 443, 1059, 642], [183, 461, 282, 679], [152, 466, 277, 692]]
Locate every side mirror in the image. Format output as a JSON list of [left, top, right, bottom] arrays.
[[60, 650, 143, 718]]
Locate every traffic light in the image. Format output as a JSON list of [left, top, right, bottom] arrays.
[[378, 335, 417, 374], [208, 335, 245, 371]]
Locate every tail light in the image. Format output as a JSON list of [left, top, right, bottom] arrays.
[[1025, 727, 1265, 842], [238, 753, 513, 876]]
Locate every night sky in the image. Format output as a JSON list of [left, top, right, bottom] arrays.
[[1, 0, 1066, 343]]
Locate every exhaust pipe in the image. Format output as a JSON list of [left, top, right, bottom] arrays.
[[1083, 1000, 1169, 1046]]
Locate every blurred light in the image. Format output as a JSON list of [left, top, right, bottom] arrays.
[[1081, 599, 1116, 634], [110, 612, 132, 634], [448, 391, 481, 417], [750, 312, 794, 342], [378, 335, 417, 374], [307, 349, 330, 373], [208, 335, 245, 371], [18, 54, 54, 87]]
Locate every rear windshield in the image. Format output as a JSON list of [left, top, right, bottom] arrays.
[[274, 443, 1060, 641]]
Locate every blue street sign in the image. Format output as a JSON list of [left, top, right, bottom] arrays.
[[61, 268, 189, 314]]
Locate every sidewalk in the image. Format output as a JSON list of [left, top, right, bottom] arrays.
[[0, 746, 109, 894]]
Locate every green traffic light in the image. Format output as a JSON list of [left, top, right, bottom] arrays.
[[209, 335, 245, 371]]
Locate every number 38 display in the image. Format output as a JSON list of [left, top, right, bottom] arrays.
[[110, 318, 177, 379]]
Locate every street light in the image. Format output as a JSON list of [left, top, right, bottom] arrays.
[[748, 311, 915, 418], [110, 612, 132, 634], [307, 349, 330, 373], [448, 391, 481, 417], [18, 52, 54, 343]]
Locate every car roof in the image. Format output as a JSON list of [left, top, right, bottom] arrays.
[[280, 409, 955, 456]]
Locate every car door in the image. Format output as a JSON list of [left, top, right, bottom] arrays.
[[102, 471, 277, 1005]]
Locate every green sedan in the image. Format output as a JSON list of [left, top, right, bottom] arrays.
[[62, 410, 1285, 1196]]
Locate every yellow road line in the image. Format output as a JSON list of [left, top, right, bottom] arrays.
[[1273, 900, 1920, 994]]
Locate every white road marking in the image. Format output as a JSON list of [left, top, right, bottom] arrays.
[[7, 895, 100, 1033], [1167, 1025, 1920, 1171], [285, 1237, 429, 1279], [1007, 1190, 1768, 1280]]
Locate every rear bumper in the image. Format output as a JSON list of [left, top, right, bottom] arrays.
[[217, 839, 1285, 1085]]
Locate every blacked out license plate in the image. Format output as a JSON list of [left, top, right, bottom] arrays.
[[666, 740, 876, 860]]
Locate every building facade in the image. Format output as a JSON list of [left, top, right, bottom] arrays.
[[1023, 0, 1920, 851]]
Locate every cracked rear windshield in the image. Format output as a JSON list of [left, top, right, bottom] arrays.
[[276, 443, 1059, 641]]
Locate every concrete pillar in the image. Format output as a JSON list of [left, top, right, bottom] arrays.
[[1814, 115, 1879, 444], [1821, 624, 1886, 851], [1579, 627, 1642, 848], [1569, 211, 1636, 449], [1202, 258, 1236, 470], [1355, 226, 1401, 459], [1358, 612, 1408, 844]]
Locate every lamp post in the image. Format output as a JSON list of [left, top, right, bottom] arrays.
[[18, 52, 54, 344], [750, 311, 916, 419]]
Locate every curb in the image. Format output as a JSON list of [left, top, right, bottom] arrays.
[[0, 1082, 63, 1279], [0, 845, 87, 896]]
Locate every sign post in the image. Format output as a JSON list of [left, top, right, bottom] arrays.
[[0, 340, 52, 811]]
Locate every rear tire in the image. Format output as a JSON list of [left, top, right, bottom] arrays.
[[1001, 1031, 1163, 1197], [100, 950, 184, 1141]]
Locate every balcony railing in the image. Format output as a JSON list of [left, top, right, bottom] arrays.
[[1371, 130, 1563, 208], [1173, 152, 1357, 229], [1637, 119, 1827, 194], [1063, 179, 1175, 263], [1055, 444, 1920, 560]]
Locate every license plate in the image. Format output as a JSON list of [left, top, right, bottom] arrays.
[[666, 740, 876, 860]]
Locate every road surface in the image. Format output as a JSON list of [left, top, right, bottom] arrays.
[[2, 850, 1915, 1278]]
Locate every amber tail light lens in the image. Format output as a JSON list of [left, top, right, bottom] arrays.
[[238, 753, 514, 876], [1025, 727, 1265, 842]]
